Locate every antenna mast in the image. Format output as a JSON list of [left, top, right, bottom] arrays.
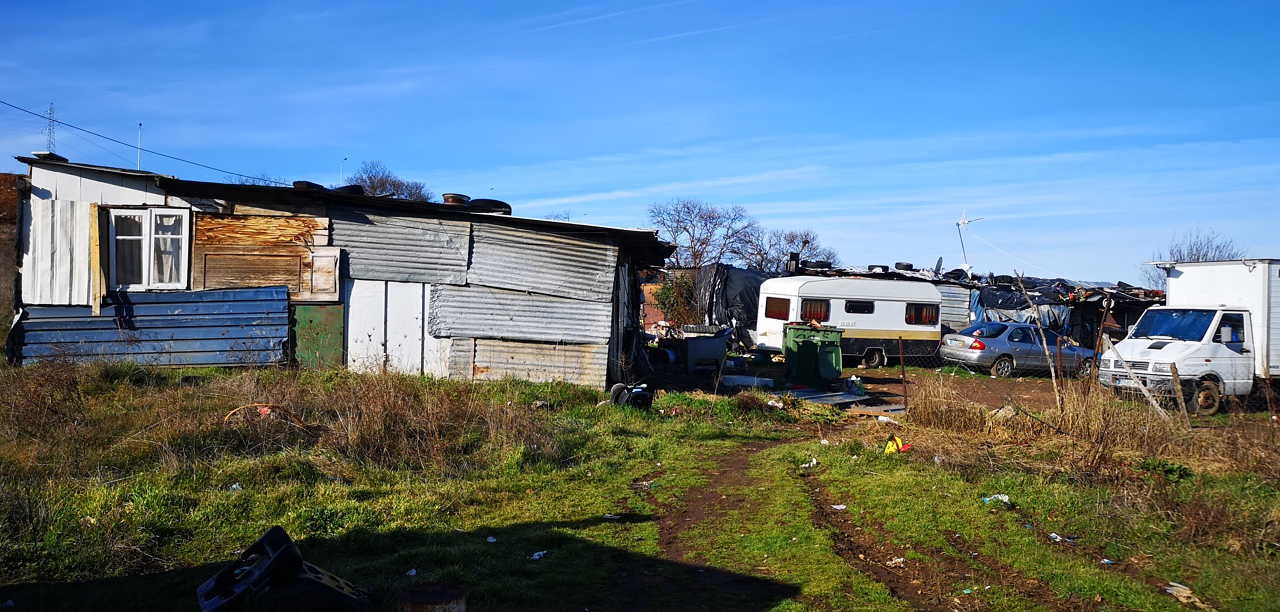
[[136, 122, 143, 169], [44, 103, 55, 152]]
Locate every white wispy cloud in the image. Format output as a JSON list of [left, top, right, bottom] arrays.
[[520, 165, 825, 208]]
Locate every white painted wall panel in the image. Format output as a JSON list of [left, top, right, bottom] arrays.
[[31, 166, 164, 205], [385, 281, 425, 374], [20, 198, 91, 305], [344, 278, 387, 372], [422, 285, 451, 377]]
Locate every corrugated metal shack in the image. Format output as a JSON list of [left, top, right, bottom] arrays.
[[6, 154, 672, 388]]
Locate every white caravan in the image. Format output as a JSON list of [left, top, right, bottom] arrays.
[[1100, 259, 1280, 414], [755, 276, 943, 367]]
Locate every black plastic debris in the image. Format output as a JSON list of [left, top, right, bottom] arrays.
[[197, 526, 368, 611]]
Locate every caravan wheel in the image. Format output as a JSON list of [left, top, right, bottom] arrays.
[[862, 350, 886, 369]]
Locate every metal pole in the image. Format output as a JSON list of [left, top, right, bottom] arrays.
[[898, 336, 909, 411], [136, 122, 142, 169]]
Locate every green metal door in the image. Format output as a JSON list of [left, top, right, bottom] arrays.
[[292, 304, 344, 369]]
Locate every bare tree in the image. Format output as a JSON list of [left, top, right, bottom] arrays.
[[735, 227, 840, 273], [346, 161, 435, 201], [1142, 228, 1245, 289], [647, 199, 759, 268], [232, 173, 286, 186]]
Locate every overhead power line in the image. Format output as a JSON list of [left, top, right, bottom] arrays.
[[0, 98, 290, 186]]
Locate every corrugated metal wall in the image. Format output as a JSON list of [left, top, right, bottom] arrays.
[[331, 207, 470, 284], [469, 225, 617, 301], [428, 284, 613, 344], [19, 198, 92, 305], [938, 283, 974, 331], [14, 286, 288, 366], [448, 338, 609, 387]]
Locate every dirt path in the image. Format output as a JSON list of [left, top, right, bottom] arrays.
[[804, 473, 1084, 611]]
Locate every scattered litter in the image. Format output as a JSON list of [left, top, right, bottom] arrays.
[[405, 569, 417, 576], [1164, 582, 1213, 609], [229, 483, 243, 491], [529, 551, 548, 561], [831, 504, 847, 511], [981, 494, 1011, 505], [79, 516, 97, 527], [486, 536, 497, 543], [800, 458, 819, 469], [1101, 559, 1117, 565], [885, 557, 906, 568], [1047, 533, 1079, 544], [603, 514, 621, 520], [820, 439, 830, 445], [933, 455, 943, 465], [767, 400, 784, 409], [876, 415, 901, 426], [883, 434, 911, 454], [962, 588, 973, 595]]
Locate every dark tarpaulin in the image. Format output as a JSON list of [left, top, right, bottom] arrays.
[[694, 264, 768, 330]]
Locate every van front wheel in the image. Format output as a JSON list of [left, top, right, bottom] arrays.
[[1194, 380, 1222, 416]]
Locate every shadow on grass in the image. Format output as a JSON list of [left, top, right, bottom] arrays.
[[1, 514, 800, 611]]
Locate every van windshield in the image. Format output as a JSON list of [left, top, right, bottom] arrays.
[[1130, 309, 1216, 341]]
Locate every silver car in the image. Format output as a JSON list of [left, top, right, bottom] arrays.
[[939, 322, 1096, 378]]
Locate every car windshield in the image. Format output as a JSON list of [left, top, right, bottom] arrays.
[[1130, 309, 1216, 341], [960, 322, 1008, 338]]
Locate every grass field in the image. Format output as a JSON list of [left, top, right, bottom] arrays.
[[1, 362, 1277, 610]]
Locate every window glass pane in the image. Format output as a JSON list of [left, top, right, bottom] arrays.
[[1009, 328, 1030, 343], [844, 300, 875, 314], [800, 299, 830, 322], [961, 322, 1008, 337], [905, 303, 938, 325], [765, 297, 791, 320], [152, 237, 182, 285], [115, 238, 142, 285], [154, 213, 184, 236], [115, 214, 143, 237]]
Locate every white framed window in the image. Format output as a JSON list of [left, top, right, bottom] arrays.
[[109, 208, 189, 290]]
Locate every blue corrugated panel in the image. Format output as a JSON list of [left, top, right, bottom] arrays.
[[15, 286, 289, 366]]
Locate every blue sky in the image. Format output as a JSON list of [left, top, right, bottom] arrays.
[[2, 1, 1278, 283]]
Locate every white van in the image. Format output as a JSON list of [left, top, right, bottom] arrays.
[[755, 276, 944, 367], [1100, 259, 1280, 414]]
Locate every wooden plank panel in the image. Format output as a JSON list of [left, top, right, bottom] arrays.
[[191, 244, 339, 302], [195, 214, 328, 246]]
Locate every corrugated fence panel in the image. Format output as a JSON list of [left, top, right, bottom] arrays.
[[16, 286, 288, 366], [450, 339, 609, 388], [331, 208, 470, 284], [20, 198, 91, 305], [469, 224, 617, 302], [938, 284, 973, 331], [428, 285, 612, 344]]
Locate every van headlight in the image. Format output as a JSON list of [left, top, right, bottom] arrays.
[[1100, 359, 1112, 369], [1151, 362, 1172, 374]]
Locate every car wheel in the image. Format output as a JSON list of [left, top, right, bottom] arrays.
[[1194, 380, 1222, 416], [990, 356, 1014, 378], [863, 350, 886, 369], [1075, 358, 1094, 379]]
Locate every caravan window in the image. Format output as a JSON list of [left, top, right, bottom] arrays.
[[110, 208, 189, 290], [844, 300, 875, 314], [905, 303, 939, 326], [764, 297, 791, 320], [800, 299, 831, 322]]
